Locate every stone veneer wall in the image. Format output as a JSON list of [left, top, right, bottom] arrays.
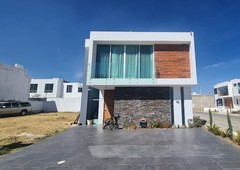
[[114, 87, 171, 127]]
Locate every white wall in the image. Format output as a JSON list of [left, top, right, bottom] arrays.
[[0, 63, 30, 101], [63, 83, 82, 98], [30, 98, 81, 113], [44, 98, 81, 112], [30, 78, 64, 98], [29, 101, 44, 112], [184, 86, 193, 126], [97, 89, 104, 124], [173, 86, 182, 127]]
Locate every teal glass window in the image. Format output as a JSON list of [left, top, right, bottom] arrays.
[[95, 45, 110, 78], [126, 45, 139, 78], [140, 45, 153, 78], [110, 45, 124, 78], [95, 45, 153, 79]]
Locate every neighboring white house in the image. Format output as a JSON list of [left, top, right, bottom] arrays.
[[214, 79, 240, 112], [29, 78, 64, 98], [0, 63, 30, 101], [80, 31, 197, 127], [29, 78, 82, 112]]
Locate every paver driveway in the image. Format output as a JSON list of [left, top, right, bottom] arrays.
[[1, 126, 240, 169]]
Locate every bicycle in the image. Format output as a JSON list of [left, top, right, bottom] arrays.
[[103, 113, 121, 130]]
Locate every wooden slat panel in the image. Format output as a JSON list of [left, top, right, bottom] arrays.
[[154, 44, 190, 78], [103, 90, 115, 122]]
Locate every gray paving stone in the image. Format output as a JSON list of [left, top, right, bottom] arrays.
[[1, 126, 240, 169], [182, 163, 223, 170], [145, 164, 181, 170]]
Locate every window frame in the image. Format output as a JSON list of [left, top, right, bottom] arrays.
[[12, 103, 20, 108], [30, 84, 38, 93], [78, 87, 82, 93], [66, 85, 73, 93], [44, 84, 54, 93], [95, 44, 154, 79]]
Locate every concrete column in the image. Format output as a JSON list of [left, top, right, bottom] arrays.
[[79, 45, 89, 125], [173, 86, 182, 127], [98, 89, 104, 124], [79, 85, 88, 125], [184, 86, 193, 126]]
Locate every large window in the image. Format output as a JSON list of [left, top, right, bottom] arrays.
[[45, 84, 54, 93], [140, 45, 153, 78], [95, 45, 110, 78], [216, 99, 223, 106], [217, 86, 228, 96], [30, 84, 38, 93], [126, 45, 139, 78], [111, 45, 124, 78], [66, 85, 72, 93], [95, 45, 153, 79]]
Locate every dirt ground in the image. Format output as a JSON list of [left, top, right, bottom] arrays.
[[0, 112, 79, 155]]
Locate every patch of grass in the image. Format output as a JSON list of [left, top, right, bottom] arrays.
[[0, 112, 79, 155]]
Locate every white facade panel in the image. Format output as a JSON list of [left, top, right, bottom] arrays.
[[30, 78, 63, 98], [63, 83, 82, 98], [173, 86, 182, 127], [97, 89, 104, 125], [183, 86, 193, 126]]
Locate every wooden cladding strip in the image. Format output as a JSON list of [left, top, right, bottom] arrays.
[[154, 44, 189, 51], [154, 44, 190, 78]]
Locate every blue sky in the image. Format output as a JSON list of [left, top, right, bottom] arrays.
[[1, 0, 240, 94]]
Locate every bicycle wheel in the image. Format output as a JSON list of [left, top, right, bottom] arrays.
[[103, 118, 113, 129]]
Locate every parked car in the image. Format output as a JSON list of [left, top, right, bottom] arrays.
[[0, 101, 32, 117]]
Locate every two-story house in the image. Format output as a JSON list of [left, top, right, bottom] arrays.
[[80, 31, 197, 127], [214, 79, 240, 112]]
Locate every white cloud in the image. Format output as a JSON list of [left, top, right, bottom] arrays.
[[204, 59, 240, 70], [204, 62, 225, 69], [74, 72, 83, 80]]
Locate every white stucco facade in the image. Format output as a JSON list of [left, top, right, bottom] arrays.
[[0, 63, 30, 101], [29, 78, 63, 98], [80, 31, 197, 126], [214, 79, 240, 112]]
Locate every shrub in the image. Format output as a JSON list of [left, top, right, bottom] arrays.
[[234, 131, 240, 145], [128, 124, 138, 129], [193, 116, 202, 127], [150, 121, 159, 128], [208, 124, 222, 136]]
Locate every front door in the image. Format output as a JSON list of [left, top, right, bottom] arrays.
[[103, 90, 114, 122]]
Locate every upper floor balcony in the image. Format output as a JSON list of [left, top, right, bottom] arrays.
[[84, 32, 197, 88]]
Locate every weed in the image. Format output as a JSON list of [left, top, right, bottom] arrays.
[[234, 131, 240, 145], [208, 124, 222, 136]]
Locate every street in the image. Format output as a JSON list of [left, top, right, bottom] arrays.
[[194, 112, 240, 132]]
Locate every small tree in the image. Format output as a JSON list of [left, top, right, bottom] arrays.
[[227, 110, 233, 140], [209, 109, 213, 128]]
